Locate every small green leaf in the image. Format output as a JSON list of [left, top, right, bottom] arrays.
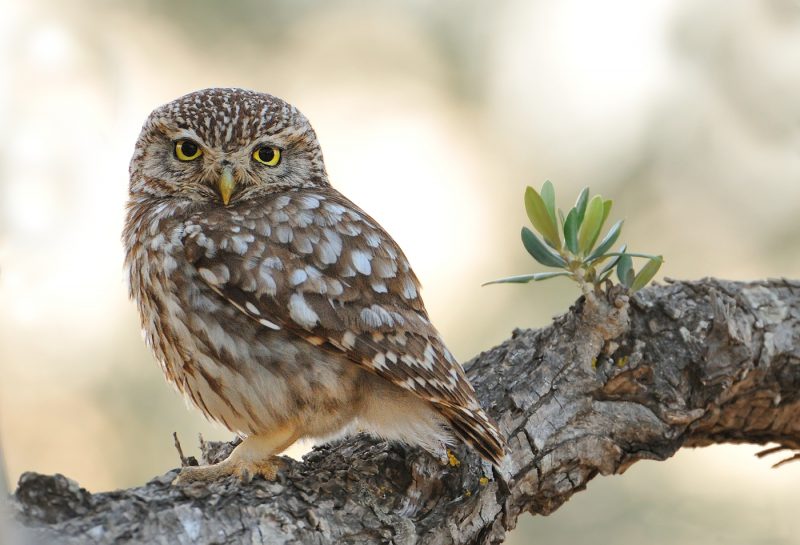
[[598, 244, 627, 281], [616, 253, 634, 288], [574, 187, 590, 224], [558, 208, 566, 228], [600, 251, 662, 260], [598, 267, 615, 282], [588, 253, 614, 267], [587, 220, 624, 262], [577, 195, 604, 255], [482, 271, 571, 286], [601, 199, 613, 226], [563, 208, 579, 254], [524, 187, 561, 249], [529, 271, 571, 281], [541, 180, 557, 227], [585, 199, 614, 252], [630, 256, 663, 292], [521, 227, 567, 267]]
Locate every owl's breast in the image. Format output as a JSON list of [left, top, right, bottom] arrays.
[[124, 202, 360, 435]]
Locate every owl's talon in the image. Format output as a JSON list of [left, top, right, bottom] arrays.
[[238, 467, 252, 484], [232, 457, 283, 483], [172, 455, 282, 485]]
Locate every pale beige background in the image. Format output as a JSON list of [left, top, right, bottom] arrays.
[[1, 1, 799, 543]]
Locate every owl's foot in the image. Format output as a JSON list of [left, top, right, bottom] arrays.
[[172, 427, 299, 485], [173, 455, 283, 484]]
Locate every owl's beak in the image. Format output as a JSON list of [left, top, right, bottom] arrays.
[[217, 166, 236, 206]]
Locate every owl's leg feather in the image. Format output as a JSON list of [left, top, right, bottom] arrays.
[[173, 425, 299, 485]]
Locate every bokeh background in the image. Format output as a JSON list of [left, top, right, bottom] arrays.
[[2, 0, 800, 543]]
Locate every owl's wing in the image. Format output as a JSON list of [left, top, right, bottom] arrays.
[[182, 188, 505, 464]]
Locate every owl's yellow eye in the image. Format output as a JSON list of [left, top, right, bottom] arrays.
[[174, 140, 203, 161], [252, 146, 281, 166]]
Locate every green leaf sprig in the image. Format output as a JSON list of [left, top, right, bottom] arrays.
[[486, 182, 663, 293]]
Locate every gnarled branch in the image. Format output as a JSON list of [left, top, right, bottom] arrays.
[[9, 279, 800, 544]]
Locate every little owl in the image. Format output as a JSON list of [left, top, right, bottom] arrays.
[[124, 88, 506, 483]]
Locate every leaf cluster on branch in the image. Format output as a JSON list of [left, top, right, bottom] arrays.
[[487, 183, 662, 293]]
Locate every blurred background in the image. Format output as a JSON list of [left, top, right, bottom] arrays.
[[2, 0, 799, 543]]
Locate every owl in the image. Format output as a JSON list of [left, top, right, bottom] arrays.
[[123, 88, 506, 483]]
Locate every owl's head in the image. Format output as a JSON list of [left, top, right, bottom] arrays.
[[129, 88, 328, 205]]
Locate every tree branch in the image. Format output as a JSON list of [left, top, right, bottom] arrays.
[[9, 279, 800, 544]]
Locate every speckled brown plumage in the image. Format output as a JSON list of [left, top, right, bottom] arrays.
[[123, 88, 506, 482]]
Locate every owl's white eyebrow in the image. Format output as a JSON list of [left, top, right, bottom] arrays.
[[171, 128, 205, 145], [251, 138, 281, 148]]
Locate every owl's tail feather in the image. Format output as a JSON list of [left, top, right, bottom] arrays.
[[438, 404, 507, 467]]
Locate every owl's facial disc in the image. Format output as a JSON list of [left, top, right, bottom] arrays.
[[130, 89, 330, 203]]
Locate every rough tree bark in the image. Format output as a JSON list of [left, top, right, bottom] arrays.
[[7, 279, 800, 545]]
